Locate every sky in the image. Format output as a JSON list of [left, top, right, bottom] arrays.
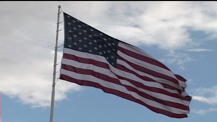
[[0, 1, 217, 122]]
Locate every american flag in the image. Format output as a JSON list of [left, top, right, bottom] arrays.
[[59, 12, 192, 118]]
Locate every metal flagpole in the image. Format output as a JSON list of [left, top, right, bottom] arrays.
[[50, 5, 61, 122]]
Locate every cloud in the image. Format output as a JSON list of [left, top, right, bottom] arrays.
[[0, 2, 81, 108], [0, 44, 81, 107], [191, 86, 217, 105], [187, 48, 215, 52], [191, 86, 217, 116], [160, 50, 194, 70], [192, 108, 217, 115], [61, 1, 217, 50]]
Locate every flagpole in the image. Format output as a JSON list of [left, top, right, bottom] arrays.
[[50, 5, 61, 122]]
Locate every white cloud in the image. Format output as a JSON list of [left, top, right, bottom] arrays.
[[0, 45, 81, 107], [192, 108, 217, 115], [191, 86, 217, 116], [60, 1, 217, 50], [160, 50, 194, 70], [187, 48, 215, 52], [191, 86, 217, 105], [0, 2, 81, 108]]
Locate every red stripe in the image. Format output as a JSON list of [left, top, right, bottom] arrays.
[[63, 53, 191, 101], [60, 74, 188, 118], [118, 46, 171, 71], [118, 56, 180, 86], [117, 64, 180, 91], [175, 75, 186, 82], [61, 48, 191, 118], [64, 50, 180, 88], [116, 65, 191, 101], [64, 53, 178, 93], [116, 59, 191, 101], [61, 62, 190, 110], [63, 53, 109, 69]]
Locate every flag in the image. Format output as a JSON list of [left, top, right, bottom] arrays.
[[59, 12, 192, 118]]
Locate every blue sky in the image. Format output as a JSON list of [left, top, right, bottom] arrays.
[[0, 1, 217, 122]]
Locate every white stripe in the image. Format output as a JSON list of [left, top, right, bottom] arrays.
[[178, 79, 187, 88], [119, 42, 155, 59], [118, 44, 185, 91], [119, 42, 187, 91], [62, 49, 175, 91], [117, 59, 181, 91], [63, 48, 106, 62], [61, 69, 189, 114], [117, 50, 178, 82], [61, 52, 189, 105], [62, 58, 179, 97], [119, 79, 190, 105], [62, 58, 112, 76]]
